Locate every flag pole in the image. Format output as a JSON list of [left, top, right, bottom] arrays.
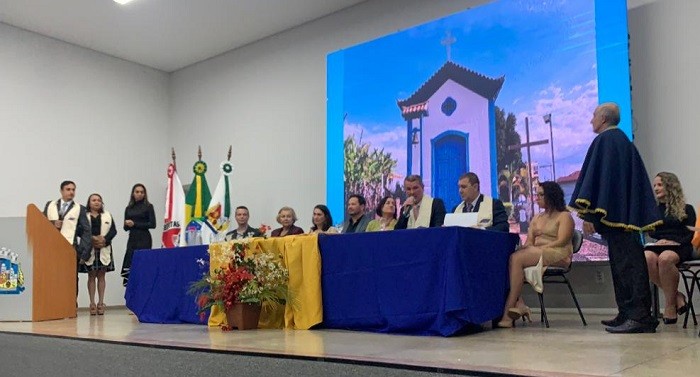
[[227, 145, 232, 161], [198, 145, 202, 161], [171, 147, 177, 170]]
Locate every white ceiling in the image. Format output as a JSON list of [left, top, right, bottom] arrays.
[[0, 0, 367, 72]]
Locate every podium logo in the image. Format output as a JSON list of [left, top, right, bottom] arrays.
[[0, 247, 24, 295]]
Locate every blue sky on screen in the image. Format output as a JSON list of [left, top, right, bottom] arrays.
[[341, 0, 600, 181]]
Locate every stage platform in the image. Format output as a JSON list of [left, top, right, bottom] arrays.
[[1, 309, 698, 376]]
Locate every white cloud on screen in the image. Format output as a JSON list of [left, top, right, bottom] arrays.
[[344, 123, 408, 178], [514, 79, 599, 180]]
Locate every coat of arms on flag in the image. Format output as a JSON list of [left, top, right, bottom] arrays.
[[205, 160, 234, 232], [0, 247, 25, 295], [162, 154, 187, 248]]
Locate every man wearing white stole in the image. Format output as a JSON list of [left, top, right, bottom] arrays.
[[395, 175, 446, 230], [453, 172, 510, 232], [43, 181, 92, 294]]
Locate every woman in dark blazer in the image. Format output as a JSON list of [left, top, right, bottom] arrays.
[[121, 183, 156, 287], [644, 172, 696, 324], [271, 206, 304, 237]]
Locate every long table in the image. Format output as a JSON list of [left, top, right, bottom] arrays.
[[125, 227, 518, 336], [319, 227, 519, 336], [125, 245, 206, 324], [125, 235, 324, 329]]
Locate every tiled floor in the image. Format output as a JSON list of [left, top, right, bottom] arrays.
[[1, 309, 698, 376]]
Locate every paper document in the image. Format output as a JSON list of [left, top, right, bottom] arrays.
[[444, 213, 478, 228]]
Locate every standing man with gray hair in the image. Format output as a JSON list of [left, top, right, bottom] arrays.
[[570, 102, 661, 333]]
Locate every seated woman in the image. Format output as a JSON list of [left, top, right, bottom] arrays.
[[498, 181, 574, 328], [271, 206, 304, 237], [644, 172, 696, 324], [366, 196, 397, 232], [309, 205, 338, 234]]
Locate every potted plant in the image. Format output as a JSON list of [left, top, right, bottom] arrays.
[[189, 237, 288, 330]]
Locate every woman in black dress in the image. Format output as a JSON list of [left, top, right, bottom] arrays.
[[121, 184, 156, 287], [645, 172, 696, 324], [79, 193, 117, 315]]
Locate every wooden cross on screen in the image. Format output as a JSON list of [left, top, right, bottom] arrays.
[[508, 117, 548, 217]]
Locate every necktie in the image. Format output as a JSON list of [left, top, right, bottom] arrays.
[[464, 203, 473, 213], [60, 202, 69, 216]]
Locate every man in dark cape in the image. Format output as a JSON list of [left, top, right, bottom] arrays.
[[570, 103, 662, 334]]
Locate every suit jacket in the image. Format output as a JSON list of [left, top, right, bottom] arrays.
[[453, 194, 509, 232], [341, 213, 373, 234], [395, 198, 447, 229], [44, 199, 92, 261], [225, 225, 262, 240]]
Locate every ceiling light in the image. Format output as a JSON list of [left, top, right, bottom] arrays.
[[114, 0, 136, 5]]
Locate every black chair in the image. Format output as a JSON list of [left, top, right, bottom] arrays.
[[535, 229, 587, 328], [679, 259, 700, 330]]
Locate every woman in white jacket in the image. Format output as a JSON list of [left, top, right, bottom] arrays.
[[79, 193, 117, 315]]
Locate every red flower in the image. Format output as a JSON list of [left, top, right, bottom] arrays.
[[197, 294, 209, 308]]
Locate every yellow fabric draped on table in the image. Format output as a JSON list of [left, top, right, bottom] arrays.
[[208, 234, 323, 329]]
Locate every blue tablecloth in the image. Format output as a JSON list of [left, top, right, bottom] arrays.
[[124, 245, 208, 324], [319, 227, 519, 336]]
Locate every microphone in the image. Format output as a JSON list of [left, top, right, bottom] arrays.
[[402, 196, 414, 218], [402, 204, 413, 218]]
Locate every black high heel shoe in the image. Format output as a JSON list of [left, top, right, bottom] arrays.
[[677, 303, 688, 316], [677, 293, 689, 315], [662, 317, 678, 325]]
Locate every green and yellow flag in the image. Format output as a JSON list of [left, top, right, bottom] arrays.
[[185, 160, 212, 226]]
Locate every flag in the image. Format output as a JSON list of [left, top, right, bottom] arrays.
[[201, 160, 234, 244], [162, 163, 187, 248], [185, 159, 212, 229]]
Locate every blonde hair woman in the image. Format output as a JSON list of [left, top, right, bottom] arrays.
[[271, 206, 304, 237], [644, 172, 696, 324]]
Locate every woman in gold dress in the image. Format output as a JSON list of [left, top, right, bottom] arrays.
[[498, 181, 574, 328]]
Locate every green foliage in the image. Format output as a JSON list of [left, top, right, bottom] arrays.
[[344, 134, 398, 211], [495, 106, 523, 173]]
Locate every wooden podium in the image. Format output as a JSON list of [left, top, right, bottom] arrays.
[[26, 204, 77, 321]]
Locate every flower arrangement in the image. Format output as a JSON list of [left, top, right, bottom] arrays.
[[258, 223, 271, 237], [189, 239, 288, 324]]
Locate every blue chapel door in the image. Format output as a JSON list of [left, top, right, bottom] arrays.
[[432, 132, 468, 211]]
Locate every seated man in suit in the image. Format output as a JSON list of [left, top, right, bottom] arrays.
[[395, 175, 446, 229], [341, 194, 372, 233], [453, 172, 510, 232], [225, 206, 262, 240]]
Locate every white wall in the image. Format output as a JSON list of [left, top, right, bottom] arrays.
[[0, 23, 170, 308], [628, 0, 700, 206]]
